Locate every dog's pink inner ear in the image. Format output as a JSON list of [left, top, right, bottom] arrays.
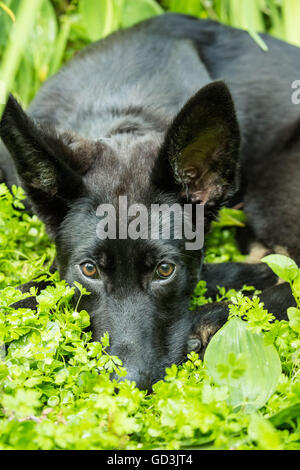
[[178, 126, 230, 204], [181, 166, 225, 204]]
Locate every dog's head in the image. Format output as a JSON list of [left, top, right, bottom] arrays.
[[0, 82, 240, 389]]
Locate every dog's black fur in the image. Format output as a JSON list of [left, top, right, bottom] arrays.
[[1, 14, 300, 389]]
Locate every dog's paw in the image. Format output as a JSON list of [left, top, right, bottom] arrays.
[[10, 296, 39, 310], [187, 301, 230, 358], [186, 337, 202, 354], [187, 323, 221, 359]]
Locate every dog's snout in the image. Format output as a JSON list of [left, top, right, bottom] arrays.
[[126, 367, 152, 390], [108, 339, 153, 390], [111, 366, 152, 391], [111, 340, 134, 357]]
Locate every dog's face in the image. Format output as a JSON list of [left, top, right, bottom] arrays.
[[57, 203, 203, 389], [0, 81, 240, 389]]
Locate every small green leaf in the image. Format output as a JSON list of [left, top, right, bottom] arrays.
[[292, 271, 300, 297], [47, 396, 59, 407], [121, 0, 163, 28], [101, 332, 110, 348], [269, 404, 300, 428], [78, 0, 120, 41], [287, 307, 300, 334], [216, 208, 247, 228], [248, 414, 283, 450]]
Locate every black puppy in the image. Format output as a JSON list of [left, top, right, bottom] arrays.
[[1, 14, 299, 389]]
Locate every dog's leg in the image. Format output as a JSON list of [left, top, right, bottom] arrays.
[[1, 270, 56, 356], [9, 262, 57, 310], [188, 260, 290, 355], [202, 262, 278, 298], [10, 278, 53, 310], [187, 282, 295, 356]]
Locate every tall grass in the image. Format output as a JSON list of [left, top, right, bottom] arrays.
[[0, 0, 299, 115]]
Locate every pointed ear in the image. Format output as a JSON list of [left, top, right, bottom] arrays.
[[0, 95, 85, 235], [152, 81, 240, 208]]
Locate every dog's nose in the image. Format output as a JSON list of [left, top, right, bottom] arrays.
[[127, 368, 152, 390], [112, 367, 152, 391]]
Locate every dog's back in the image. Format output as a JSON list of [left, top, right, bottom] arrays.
[[24, 14, 300, 145], [27, 17, 211, 137], [2, 13, 300, 196]]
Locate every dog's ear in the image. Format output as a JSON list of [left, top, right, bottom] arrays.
[[0, 95, 85, 235], [152, 81, 240, 208]]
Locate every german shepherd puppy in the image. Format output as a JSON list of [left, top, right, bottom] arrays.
[[0, 14, 299, 390]]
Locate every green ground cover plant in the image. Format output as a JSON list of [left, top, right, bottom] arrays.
[[0, 0, 300, 451], [0, 185, 299, 450]]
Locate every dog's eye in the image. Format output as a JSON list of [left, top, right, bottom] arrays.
[[80, 262, 98, 279], [155, 263, 176, 280]]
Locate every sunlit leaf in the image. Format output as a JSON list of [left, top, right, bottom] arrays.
[[262, 254, 299, 283], [204, 317, 282, 413]]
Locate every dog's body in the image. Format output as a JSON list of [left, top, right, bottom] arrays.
[[1, 14, 300, 389]]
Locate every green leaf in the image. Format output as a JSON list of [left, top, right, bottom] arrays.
[[216, 208, 247, 228], [204, 317, 281, 413], [248, 414, 283, 450], [78, 0, 121, 41], [269, 404, 300, 428], [121, 0, 163, 28], [287, 307, 300, 334], [292, 271, 300, 298], [47, 396, 59, 407], [0, 0, 45, 116], [262, 254, 299, 283], [1, 389, 41, 418], [101, 331, 110, 348]]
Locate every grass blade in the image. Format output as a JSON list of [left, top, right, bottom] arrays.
[[0, 0, 44, 115], [282, 0, 300, 46]]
